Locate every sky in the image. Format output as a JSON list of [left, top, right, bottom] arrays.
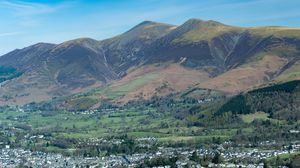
[[0, 0, 300, 55]]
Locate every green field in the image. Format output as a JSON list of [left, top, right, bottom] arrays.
[[241, 112, 269, 123], [0, 104, 240, 145]]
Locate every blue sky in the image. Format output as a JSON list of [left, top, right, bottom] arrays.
[[0, 0, 300, 55]]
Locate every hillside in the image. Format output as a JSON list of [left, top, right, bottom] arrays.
[[0, 19, 299, 106], [0, 66, 22, 83], [216, 80, 300, 121]]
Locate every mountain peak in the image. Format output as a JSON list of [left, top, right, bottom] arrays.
[[182, 18, 225, 28], [163, 18, 234, 43], [57, 38, 100, 48], [52, 38, 101, 54], [137, 20, 158, 26], [185, 18, 204, 23], [131, 20, 176, 30], [102, 20, 176, 47], [63, 38, 99, 44]]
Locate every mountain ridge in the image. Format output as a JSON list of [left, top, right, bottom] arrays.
[[0, 19, 299, 106]]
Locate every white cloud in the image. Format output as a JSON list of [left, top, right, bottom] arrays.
[[0, 32, 21, 37], [0, 0, 73, 16], [0, 0, 76, 28]]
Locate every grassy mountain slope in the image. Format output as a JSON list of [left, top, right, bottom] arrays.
[[0, 39, 112, 105], [198, 55, 289, 92], [0, 66, 22, 83], [61, 63, 210, 109], [99, 21, 176, 75]]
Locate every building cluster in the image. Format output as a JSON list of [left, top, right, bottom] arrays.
[[0, 148, 101, 168], [0, 140, 299, 167]]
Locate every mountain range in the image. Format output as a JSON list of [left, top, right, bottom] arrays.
[[0, 18, 299, 107]]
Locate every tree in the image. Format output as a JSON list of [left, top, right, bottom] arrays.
[[212, 152, 223, 164], [263, 159, 269, 168], [189, 151, 199, 163]]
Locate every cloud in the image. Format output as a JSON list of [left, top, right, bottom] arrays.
[[0, 0, 72, 16], [0, 0, 76, 28], [0, 32, 21, 37]]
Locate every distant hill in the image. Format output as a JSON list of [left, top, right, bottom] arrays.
[[0, 18, 299, 106]]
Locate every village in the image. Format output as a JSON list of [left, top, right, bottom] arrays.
[[0, 138, 299, 168]]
